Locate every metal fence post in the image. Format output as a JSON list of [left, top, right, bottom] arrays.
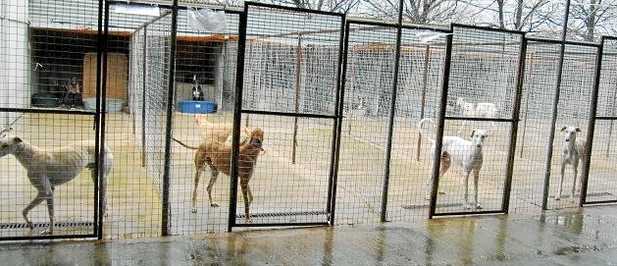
[[98, 0, 111, 239], [580, 38, 604, 206], [519, 52, 533, 158], [416, 45, 431, 162], [542, 0, 571, 210], [161, 0, 178, 236], [380, 0, 405, 223], [606, 80, 617, 157], [228, 5, 248, 232], [502, 36, 527, 213], [326, 16, 348, 225], [141, 28, 147, 168], [292, 34, 302, 164], [429, 35, 453, 219], [94, 0, 106, 240]]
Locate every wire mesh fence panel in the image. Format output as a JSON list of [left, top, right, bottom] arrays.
[[388, 28, 449, 222], [222, 40, 238, 112], [545, 44, 598, 210], [103, 6, 175, 239], [511, 41, 560, 213], [232, 3, 342, 226], [586, 37, 617, 204], [336, 24, 396, 225], [169, 12, 240, 235], [0, 0, 106, 240], [0, 114, 97, 238], [433, 26, 522, 215]]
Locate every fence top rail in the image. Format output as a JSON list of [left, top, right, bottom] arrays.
[[245, 1, 345, 17], [526, 36, 601, 48], [129, 10, 173, 34], [451, 23, 526, 35], [0, 107, 97, 116], [346, 19, 450, 33], [106, 0, 243, 14], [602, 35, 617, 41]]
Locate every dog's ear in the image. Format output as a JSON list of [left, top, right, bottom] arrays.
[[470, 129, 476, 138], [575, 127, 581, 132], [560, 126, 567, 132], [13, 137, 22, 144]]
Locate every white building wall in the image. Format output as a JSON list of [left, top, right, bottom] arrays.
[[0, 0, 30, 126]]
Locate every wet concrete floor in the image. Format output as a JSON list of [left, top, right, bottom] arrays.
[[2, 206, 617, 265]]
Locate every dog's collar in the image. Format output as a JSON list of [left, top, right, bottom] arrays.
[[247, 143, 265, 154]]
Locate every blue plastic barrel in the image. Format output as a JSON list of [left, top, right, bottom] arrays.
[[178, 100, 217, 114]]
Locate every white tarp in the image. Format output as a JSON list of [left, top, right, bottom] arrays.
[[188, 8, 226, 33]]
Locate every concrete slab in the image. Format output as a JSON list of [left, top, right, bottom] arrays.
[[2, 206, 617, 265]]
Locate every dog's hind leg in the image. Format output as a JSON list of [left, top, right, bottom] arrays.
[[191, 168, 203, 213], [90, 166, 108, 217], [439, 152, 451, 177], [247, 184, 253, 204], [22, 193, 45, 230], [206, 168, 219, 208], [192, 151, 208, 213], [240, 179, 251, 223], [40, 178, 54, 235], [43, 194, 54, 235], [425, 152, 451, 200]]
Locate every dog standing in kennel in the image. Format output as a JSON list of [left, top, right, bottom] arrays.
[[0, 128, 112, 234]]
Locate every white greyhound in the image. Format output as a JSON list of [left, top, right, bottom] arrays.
[[418, 118, 488, 209], [557, 125, 587, 201], [456, 97, 497, 134], [0, 128, 112, 234]]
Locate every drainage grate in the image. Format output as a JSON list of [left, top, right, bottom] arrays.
[[0, 221, 93, 230], [549, 192, 613, 199], [236, 210, 328, 219], [401, 203, 464, 210]]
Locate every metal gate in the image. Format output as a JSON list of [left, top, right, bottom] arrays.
[[337, 19, 453, 224], [582, 36, 617, 205], [229, 2, 344, 229], [429, 25, 526, 217], [0, 0, 104, 241], [522, 38, 600, 211]]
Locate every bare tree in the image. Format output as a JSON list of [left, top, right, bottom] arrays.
[[360, 0, 472, 24], [568, 0, 617, 41], [471, 0, 557, 32], [182, 0, 244, 7], [269, 0, 362, 13]]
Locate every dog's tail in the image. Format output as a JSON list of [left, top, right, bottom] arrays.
[[418, 118, 435, 143], [172, 138, 199, 150]]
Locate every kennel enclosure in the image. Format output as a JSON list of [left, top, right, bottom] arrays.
[[1, 0, 617, 241]]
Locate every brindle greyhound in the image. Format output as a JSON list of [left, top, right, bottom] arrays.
[[173, 128, 264, 221]]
